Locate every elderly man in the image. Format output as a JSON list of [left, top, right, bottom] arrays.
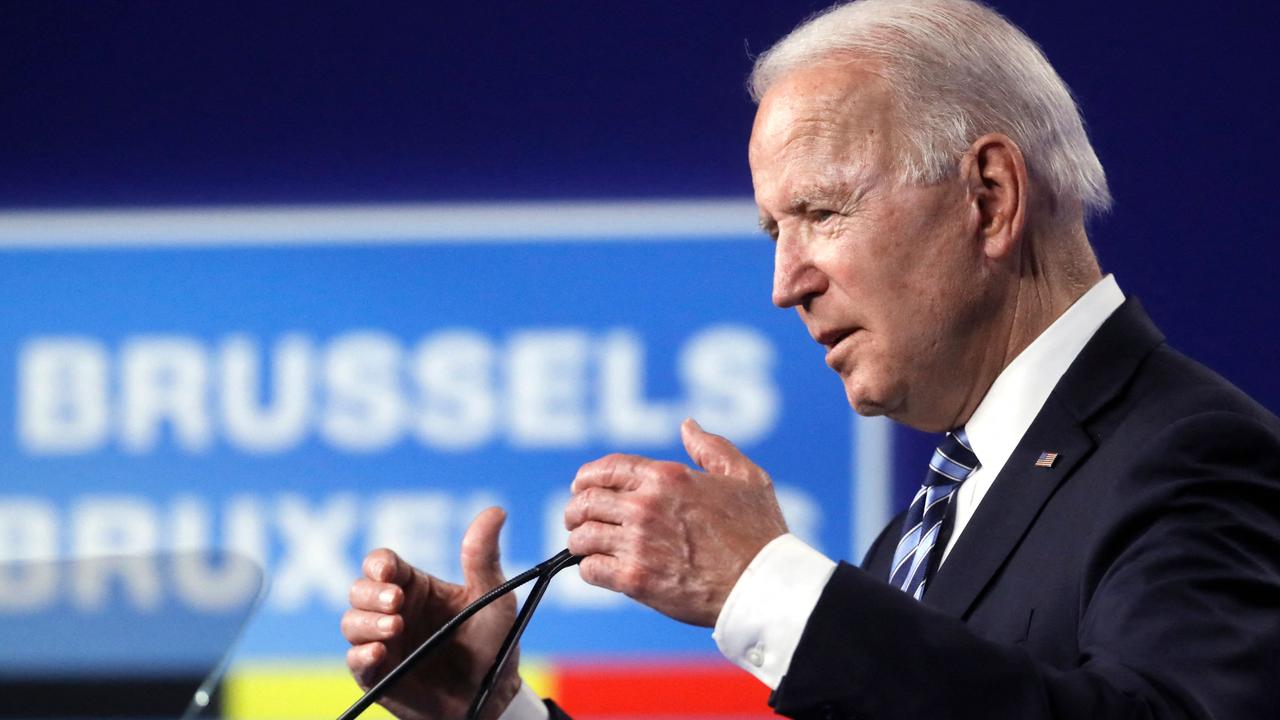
[[343, 0, 1280, 717]]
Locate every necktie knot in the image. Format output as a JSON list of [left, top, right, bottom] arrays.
[[888, 427, 981, 599], [923, 428, 980, 487]]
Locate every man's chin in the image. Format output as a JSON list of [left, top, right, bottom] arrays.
[[847, 385, 953, 433], [849, 401, 890, 418], [843, 382, 891, 418]]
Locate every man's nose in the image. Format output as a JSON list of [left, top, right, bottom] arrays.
[[772, 232, 826, 308]]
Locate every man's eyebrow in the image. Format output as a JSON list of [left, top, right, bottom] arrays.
[[756, 180, 865, 237], [786, 192, 816, 214], [791, 181, 867, 214]]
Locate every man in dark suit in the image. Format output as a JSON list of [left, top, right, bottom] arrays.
[[342, 1, 1280, 718]]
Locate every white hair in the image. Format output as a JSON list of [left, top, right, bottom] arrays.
[[750, 0, 1112, 218]]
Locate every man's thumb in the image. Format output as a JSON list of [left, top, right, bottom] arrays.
[[681, 417, 749, 477], [460, 506, 507, 592]]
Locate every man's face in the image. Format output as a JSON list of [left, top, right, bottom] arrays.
[[749, 63, 997, 430]]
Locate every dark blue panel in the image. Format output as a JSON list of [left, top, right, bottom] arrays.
[[1, 0, 1276, 620]]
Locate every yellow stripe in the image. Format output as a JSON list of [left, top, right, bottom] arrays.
[[224, 658, 557, 720], [521, 659, 557, 698]]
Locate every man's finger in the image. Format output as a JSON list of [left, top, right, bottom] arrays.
[[681, 417, 755, 478], [348, 578, 403, 613], [564, 486, 629, 530], [460, 506, 508, 594], [571, 453, 650, 493], [346, 642, 386, 683], [567, 519, 624, 558], [363, 547, 415, 587], [577, 553, 626, 594], [341, 608, 403, 644]]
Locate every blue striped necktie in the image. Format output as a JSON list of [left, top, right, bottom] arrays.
[[888, 428, 980, 599]]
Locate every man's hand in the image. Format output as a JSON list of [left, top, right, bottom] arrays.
[[565, 418, 789, 626], [342, 507, 521, 720]]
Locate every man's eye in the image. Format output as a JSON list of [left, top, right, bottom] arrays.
[[812, 209, 837, 224]]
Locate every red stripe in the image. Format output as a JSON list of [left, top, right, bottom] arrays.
[[554, 658, 774, 716]]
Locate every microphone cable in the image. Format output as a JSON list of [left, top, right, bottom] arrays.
[[336, 549, 582, 720]]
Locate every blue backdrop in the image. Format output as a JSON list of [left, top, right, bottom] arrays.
[[0, 0, 1276, 674], [0, 212, 889, 664]]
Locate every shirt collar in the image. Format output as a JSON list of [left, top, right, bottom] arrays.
[[963, 274, 1125, 475]]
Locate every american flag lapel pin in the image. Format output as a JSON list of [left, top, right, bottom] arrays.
[[1034, 451, 1060, 468]]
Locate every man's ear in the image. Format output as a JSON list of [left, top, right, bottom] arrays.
[[961, 132, 1028, 261]]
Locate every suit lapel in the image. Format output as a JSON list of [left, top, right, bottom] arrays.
[[922, 396, 1093, 617], [919, 298, 1166, 618]]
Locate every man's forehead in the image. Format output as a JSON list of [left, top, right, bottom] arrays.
[[750, 63, 894, 161], [749, 63, 894, 210]]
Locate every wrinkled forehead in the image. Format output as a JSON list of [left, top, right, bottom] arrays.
[[748, 64, 898, 189]]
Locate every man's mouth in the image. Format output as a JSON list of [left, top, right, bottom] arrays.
[[815, 327, 857, 350]]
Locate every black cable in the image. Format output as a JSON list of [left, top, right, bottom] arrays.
[[336, 549, 581, 720], [466, 551, 581, 719]]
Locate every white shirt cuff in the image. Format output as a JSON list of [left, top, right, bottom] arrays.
[[712, 533, 837, 689], [496, 679, 549, 720]]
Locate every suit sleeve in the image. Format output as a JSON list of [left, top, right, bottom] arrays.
[[770, 412, 1280, 720]]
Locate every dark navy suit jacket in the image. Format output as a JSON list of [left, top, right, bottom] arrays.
[[549, 300, 1280, 718], [769, 299, 1280, 718]]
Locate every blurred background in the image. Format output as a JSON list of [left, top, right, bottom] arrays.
[[1, 2, 1277, 718]]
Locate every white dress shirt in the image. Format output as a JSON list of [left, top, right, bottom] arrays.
[[502, 276, 1126, 715]]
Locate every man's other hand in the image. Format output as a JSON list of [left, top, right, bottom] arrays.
[[342, 507, 521, 720], [565, 418, 789, 626]]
